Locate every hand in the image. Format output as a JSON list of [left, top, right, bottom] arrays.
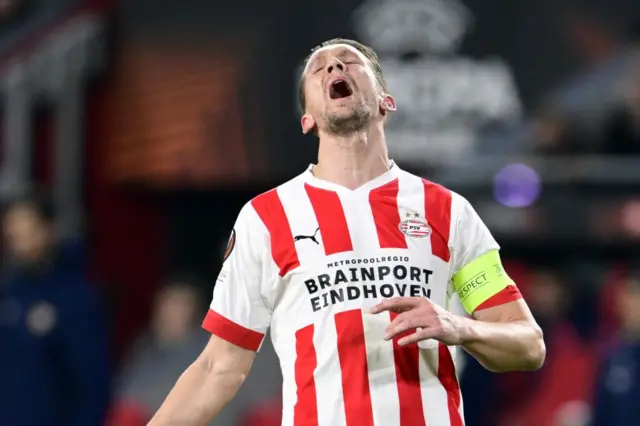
[[370, 297, 464, 346]]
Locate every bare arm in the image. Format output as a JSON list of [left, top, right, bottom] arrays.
[[459, 299, 545, 372], [148, 334, 256, 426], [372, 297, 545, 373], [380, 194, 547, 372]]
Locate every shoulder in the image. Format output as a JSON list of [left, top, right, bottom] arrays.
[[246, 173, 307, 224], [398, 170, 456, 201], [233, 173, 308, 250], [394, 171, 481, 233], [399, 171, 463, 219]]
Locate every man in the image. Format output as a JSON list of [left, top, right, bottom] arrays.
[[149, 38, 545, 426], [0, 195, 110, 426], [592, 265, 640, 426], [114, 277, 210, 422]]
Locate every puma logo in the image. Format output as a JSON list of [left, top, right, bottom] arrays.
[[294, 227, 320, 245]]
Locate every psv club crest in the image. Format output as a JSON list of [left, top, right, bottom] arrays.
[[399, 212, 431, 238]]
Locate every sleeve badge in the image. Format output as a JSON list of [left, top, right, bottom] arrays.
[[223, 229, 236, 262]]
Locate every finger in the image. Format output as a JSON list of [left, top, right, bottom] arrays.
[[370, 297, 421, 314], [387, 310, 411, 328], [384, 311, 424, 340], [398, 328, 438, 346], [384, 318, 417, 340]]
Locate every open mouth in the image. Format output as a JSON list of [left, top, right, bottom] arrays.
[[329, 79, 353, 99]]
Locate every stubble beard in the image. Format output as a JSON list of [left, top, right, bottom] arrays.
[[325, 102, 373, 136]]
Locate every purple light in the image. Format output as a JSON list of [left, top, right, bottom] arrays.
[[493, 164, 541, 208]]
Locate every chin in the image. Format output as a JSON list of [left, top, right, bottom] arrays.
[[326, 110, 371, 134], [328, 101, 362, 116], [331, 108, 358, 119], [327, 110, 358, 124]]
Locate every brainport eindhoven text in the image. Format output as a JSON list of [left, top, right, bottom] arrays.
[[304, 257, 433, 312]]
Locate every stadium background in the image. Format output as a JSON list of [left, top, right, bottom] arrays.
[[0, 0, 639, 425]]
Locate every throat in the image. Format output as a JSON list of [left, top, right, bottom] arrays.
[[315, 126, 390, 190]]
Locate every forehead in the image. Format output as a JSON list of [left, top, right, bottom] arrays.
[[304, 44, 368, 71], [4, 204, 39, 222], [160, 286, 196, 301]]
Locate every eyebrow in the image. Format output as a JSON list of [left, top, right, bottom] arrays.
[[309, 49, 357, 67]]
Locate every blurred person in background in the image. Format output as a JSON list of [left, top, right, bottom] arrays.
[[603, 73, 640, 155], [109, 275, 209, 425], [600, 21, 640, 155], [0, 194, 110, 426], [462, 266, 597, 426], [532, 112, 571, 154], [0, 0, 33, 33], [531, 110, 584, 155], [239, 397, 282, 426], [591, 264, 640, 426], [500, 268, 597, 426]]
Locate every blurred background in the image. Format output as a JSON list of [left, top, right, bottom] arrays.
[[0, 0, 639, 425]]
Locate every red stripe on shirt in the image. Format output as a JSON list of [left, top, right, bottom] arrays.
[[294, 324, 318, 426], [201, 309, 264, 351], [251, 189, 300, 276], [474, 285, 523, 312], [305, 184, 353, 255], [437, 343, 464, 426], [390, 312, 426, 426], [369, 179, 408, 249], [335, 310, 375, 426], [423, 180, 452, 262]]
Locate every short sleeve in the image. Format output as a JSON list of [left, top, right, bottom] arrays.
[[202, 203, 272, 351], [449, 194, 521, 314]]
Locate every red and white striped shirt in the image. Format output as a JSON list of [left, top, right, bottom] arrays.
[[203, 163, 520, 426]]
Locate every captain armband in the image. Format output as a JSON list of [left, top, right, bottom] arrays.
[[452, 250, 515, 314]]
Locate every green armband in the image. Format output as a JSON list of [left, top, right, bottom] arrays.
[[452, 250, 514, 314]]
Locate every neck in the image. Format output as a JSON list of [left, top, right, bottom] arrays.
[[314, 124, 390, 190]]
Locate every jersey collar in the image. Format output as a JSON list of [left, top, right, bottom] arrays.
[[302, 160, 401, 194]]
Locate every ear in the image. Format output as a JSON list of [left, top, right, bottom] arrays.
[[301, 113, 316, 134], [379, 93, 396, 115]]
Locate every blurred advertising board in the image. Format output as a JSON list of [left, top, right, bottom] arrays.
[[101, 41, 271, 189], [104, 0, 640, 183]]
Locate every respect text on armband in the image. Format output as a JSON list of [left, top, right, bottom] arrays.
[[305, 257, 433, 312], [457, 263, 504, 303]]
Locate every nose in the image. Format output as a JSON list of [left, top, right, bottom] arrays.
[[327, 59, 345, 74]]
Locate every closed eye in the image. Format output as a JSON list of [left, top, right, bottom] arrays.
[[315, 62, 357, 73]]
